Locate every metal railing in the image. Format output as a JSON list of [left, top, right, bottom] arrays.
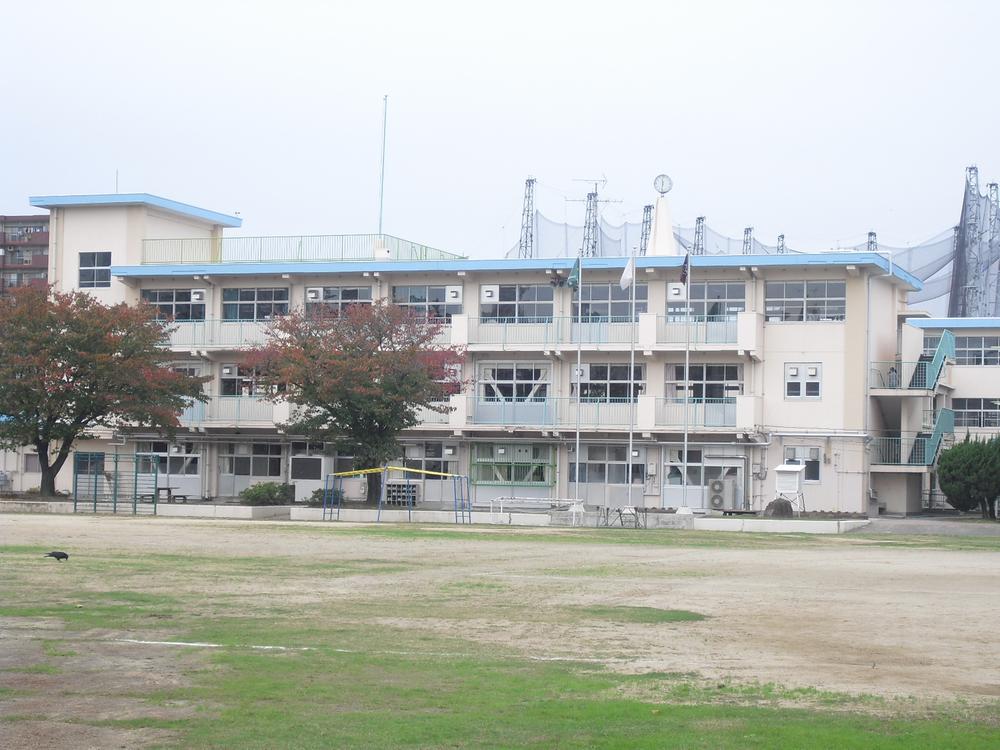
[[179, 396, 275, 426], [656, 315, 738, 344], [869, 331, 955, 390], [467, 397, 636, 427], [141, 234, 465, 264], [166, 319, 272, 349], [870, 408, 954, 466], [655, 398, 737, 427]]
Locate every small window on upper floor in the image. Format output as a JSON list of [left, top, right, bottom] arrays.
[[79, 252, 111, 288], [785, 363, 822, 399]]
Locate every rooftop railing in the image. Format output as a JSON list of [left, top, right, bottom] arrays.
[[141, 233, 466, 265]]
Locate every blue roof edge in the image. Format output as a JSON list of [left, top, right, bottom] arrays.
[[111, 252, 922, 289], [29, 193, 242, 228], [906, 317, 1000, 329]]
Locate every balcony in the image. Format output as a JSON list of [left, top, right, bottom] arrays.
[[870, 408, 955, 467], [2, 231, 49, 247], [141, 234, 464, 265], [655, 398, 736, 428], [166, 319, 271, 350], [462, 312, 759, 352], [467, 397, 633, 427], [179, 397, 277, 428], [870, 331, 955, 392]]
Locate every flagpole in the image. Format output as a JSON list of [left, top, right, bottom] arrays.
[[573, 250, 583, 501], [626, 251, 637, 509], [682, 254, 691, 510]]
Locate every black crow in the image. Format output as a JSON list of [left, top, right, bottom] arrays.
[[44, 551, 69, 562]]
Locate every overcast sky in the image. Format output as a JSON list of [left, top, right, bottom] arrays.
[[3, 0, 998, 256]]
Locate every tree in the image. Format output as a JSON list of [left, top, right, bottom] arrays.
[[248, 301, 464, 503], [0, 287, 208, 496], [937, 435, 1000, 519]]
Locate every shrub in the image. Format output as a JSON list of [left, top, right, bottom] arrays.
[[239, 482, 294, 506], [306, 487, 343, 508]]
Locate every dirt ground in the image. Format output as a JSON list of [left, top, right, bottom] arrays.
[[2, 514, 999, 747]]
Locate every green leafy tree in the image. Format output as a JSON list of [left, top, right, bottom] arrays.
[[0, 287, 208, 496], [937, 435, 1000, 519], [249, 301, 464, 503]]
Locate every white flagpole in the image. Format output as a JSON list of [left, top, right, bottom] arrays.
[[626, 251, 637, 509], [682, 254, 691, 510], [574, 251, 583, 500]]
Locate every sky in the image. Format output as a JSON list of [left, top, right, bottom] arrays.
[[3, 0, 999, 257]]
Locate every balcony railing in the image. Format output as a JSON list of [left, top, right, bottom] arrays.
[[656, 315, 738, 345], [870, 331, 955, 390], [141, 234, 465, 265], [466, 317, 639, 348], [870, 408, 955, 466], [655, 398, 737, 427], [166, 319, 272, 349], [179, 397, 275, 426], [467, 397, 636, 427]]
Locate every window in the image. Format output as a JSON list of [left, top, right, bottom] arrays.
[[472, 443, 554, 485], [569, 444, 644, 485], [220, 443, 282, 477], [478, 362, 550, 401], [136, 442, 201, 475], [290, 442, 326, 481], [221, 365, 260, 396], [222, 288, 289, 321], [306, 286, 372, 316], [75, 452, 105, 475], [391, 285, 462, 321], [668, 282, 745, 319], [952, 398, 1000, 428], [765, 280, 845, 322], [572, 363, 645, 401], [954, 336, 1000, 365], [922, 333, 941, 357], [480, 284, 553, 322], [784, 446, 821, 481], [667, 364, 743, 401], [785, 363, 822, 399], [398, 442, 458, 475], [79, 252, 111, 288], [574, 283, 647, 321], [141, 289, 206, 321], [665, 447, 737, 488], [23, 453, 41, 473]]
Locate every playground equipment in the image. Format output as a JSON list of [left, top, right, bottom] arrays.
[[321, 465, 472, 523]]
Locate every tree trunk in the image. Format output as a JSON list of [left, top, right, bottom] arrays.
[[366, 471, 383, 505], [39, 469, 58, 498]]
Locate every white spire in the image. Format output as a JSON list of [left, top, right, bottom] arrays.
[[647, 194, 680, 256]]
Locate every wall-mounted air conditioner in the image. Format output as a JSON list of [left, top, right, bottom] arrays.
[[306, 287, 323, 302], [191, 289, 206, 302], [572, 364, 590, 382], [221, 364, 236, 376], [445, 285, 463, 304], [480, 284, 500, 303]]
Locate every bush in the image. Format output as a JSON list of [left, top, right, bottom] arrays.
[[306, 487, 343, 508], [239, 482, 294, 506]]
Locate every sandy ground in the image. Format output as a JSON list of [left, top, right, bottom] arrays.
[[2, 514, 999, 747]]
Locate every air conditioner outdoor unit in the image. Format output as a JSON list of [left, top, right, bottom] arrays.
[[191, 289, 206, 302], [708, 479, 738, 511], [445, 285, 463, 304], [306, 287, 323, 302]]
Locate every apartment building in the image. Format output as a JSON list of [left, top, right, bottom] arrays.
[[8, 192, 990, 516], [0, 214, 49, 295]]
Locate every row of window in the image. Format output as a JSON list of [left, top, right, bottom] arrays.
[[125, 279, 848, 322], [953, 398, 1000, 428], [924, 334, 1000, 365]]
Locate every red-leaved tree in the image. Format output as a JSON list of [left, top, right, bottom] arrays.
[[0, 287, 208, 495], [248, 301, 464, 502]]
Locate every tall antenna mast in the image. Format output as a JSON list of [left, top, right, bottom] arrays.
[[581, 192, 599, 257], [377, 95, 388, 234], [693, 217, 706, 255], [517, 177, 536, 258], [742, 226, 754, 255], [638, 204, 653, 256]]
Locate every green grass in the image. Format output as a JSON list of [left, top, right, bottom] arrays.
[[579, 605, 706, 623]]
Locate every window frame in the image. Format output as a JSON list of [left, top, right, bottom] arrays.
[[480, 284, 554, 322], [78, 251, 112, 288], [471, 443, 555, 486], [765, 280, 846, 322], [572, 363, 645, 402], [569, 444, 644, 485], [667, 363, 743, 402], [785, 362, 822, 400], [391, 285, 462, 321], [574, 282, 648, 322], [306, 286, 373, 317], [140, 288, 206, 321], [221, 287, 290, 321], [784, 446, 821, 482], [668, 281, 746, 319], [477, 361, 550, 402]]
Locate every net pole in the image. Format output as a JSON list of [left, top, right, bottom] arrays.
[[627, 249, 637, 509]]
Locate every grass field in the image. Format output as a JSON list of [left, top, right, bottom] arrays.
[[1, 515, 999, 748]]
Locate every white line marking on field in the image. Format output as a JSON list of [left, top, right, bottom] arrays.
[[109, 637, 610, 663]]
